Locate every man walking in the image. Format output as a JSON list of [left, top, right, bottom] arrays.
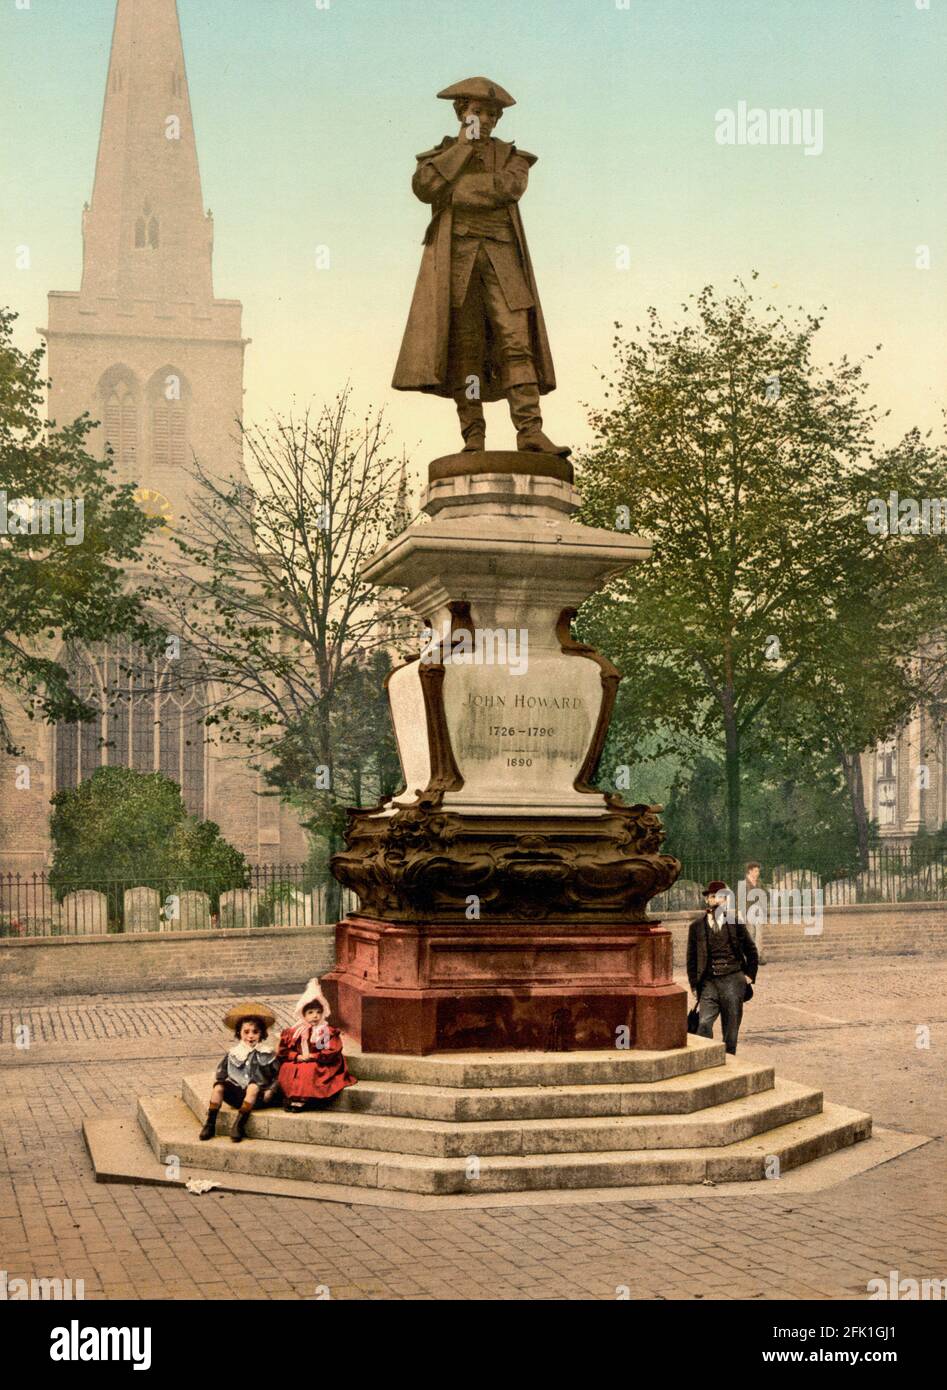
[[686, 880, 759, 1055]]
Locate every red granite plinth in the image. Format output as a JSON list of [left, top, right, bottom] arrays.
[[321, 915, 688, 1055]]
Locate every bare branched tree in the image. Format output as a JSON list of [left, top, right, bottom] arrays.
[[146, 388, 413, 886]]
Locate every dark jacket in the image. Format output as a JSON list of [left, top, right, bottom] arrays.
[[686, 911, 759, 994]]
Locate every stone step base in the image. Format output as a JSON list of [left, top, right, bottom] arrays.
[[181, 1071, 813, 1156], [84, 1112, 924, 1210], [183, 1057, 775, 1124], [140, 1092, 870, 1195], [343, 1034, 726, 1087]]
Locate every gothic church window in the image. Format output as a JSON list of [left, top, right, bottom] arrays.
[[55, 640, 207, 817]]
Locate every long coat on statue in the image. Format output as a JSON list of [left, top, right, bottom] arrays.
[[392, 135, 557, 402]]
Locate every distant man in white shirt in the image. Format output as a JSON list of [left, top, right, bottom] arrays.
[[739, 860, 767, 963]]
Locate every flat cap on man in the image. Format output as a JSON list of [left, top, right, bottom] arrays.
[[436, 76, 516, 108]]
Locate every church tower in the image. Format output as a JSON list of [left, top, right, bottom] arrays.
[[0, 0, 306, 872], [45, 0, 242, 525]]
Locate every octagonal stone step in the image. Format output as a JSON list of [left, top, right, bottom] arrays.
[[139, 1093, 871, 1195], [181, 1072, 812, 1156], [343, 1035, 726, 1088], [179, 1075, 819, 1156], [183, 1057, 774, 1125]]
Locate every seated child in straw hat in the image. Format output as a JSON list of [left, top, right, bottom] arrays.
[[276, 978, 356, 1112], [199, 1002, 280, 1143]]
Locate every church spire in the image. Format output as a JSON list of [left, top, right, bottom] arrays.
[[392, 452, 412, 532], [81, 0, 214, 305]]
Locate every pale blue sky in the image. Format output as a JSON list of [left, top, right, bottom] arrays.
[[2, 0, 945, 473]]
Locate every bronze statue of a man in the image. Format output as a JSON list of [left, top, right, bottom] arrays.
[[392, 77, 570, 457]]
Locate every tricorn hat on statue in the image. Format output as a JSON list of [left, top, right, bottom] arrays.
[[223, 1002, 276, 1032], [436, 76, 516, 108]]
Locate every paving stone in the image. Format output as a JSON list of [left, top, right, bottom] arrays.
[[0, 958, 944, 1299]]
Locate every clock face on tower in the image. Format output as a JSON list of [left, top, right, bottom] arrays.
[[132, 487, 174, 530]]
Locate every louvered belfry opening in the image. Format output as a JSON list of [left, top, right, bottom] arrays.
[[152, 388, 186, 473], [103, 377, 138, 471]]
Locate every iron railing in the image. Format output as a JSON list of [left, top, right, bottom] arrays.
[[0, 844, 943, 936], [649, 844, 947, 914], [0, 865, 357, 937]]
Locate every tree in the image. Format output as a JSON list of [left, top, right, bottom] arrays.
[[752, 427, 947, 864], [576, 278, 946, 861], [161, 814, 250, 911], [48, 766, 247, 918], [0, 308, 164, 752], [661, 747, 866, 878], [146, 388, 410, 910], [267, 648, 404, 846]]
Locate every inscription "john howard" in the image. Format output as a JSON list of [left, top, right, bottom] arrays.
[[465, 693, 583, 709]]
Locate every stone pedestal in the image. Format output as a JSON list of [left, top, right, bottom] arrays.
[[323, 915, 684, 1055], [325, 451, 688, 1052]]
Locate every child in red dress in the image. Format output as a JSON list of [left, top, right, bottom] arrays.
[[277, 978, 356, 1112]]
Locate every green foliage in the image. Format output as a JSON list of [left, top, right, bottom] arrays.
[[161, 815, 249, 909], [49, 767, 185, 887], [266, 647, 403, 845], [255, 882, 292, 929], [660, 751, 865, 878], [49, 766, 248, 917], [304, 833, 332, 884], [576, 277, 947, 859], [0, 308, 165, 752], [910, 824, 947, 871]]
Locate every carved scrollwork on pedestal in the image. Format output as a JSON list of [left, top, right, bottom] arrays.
[[331, 796, 681, 923]]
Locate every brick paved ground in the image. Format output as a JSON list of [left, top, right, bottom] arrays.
[[0, 955, 945, 1300]]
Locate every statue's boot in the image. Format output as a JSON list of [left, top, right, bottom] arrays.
[[455, 392, 486, 452], [508, 383, 571, 457]]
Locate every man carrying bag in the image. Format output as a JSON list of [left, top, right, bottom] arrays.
[[686, 880, 759, 1055]]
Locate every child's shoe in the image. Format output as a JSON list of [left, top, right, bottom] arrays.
[[231, 1107, 252, 1142], [198, 1107, 218, 1141]]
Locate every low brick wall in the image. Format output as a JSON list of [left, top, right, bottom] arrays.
[[663, 900, 947, 963], [0, 902, 945, 1003], [0, 924, 337, 1002]]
